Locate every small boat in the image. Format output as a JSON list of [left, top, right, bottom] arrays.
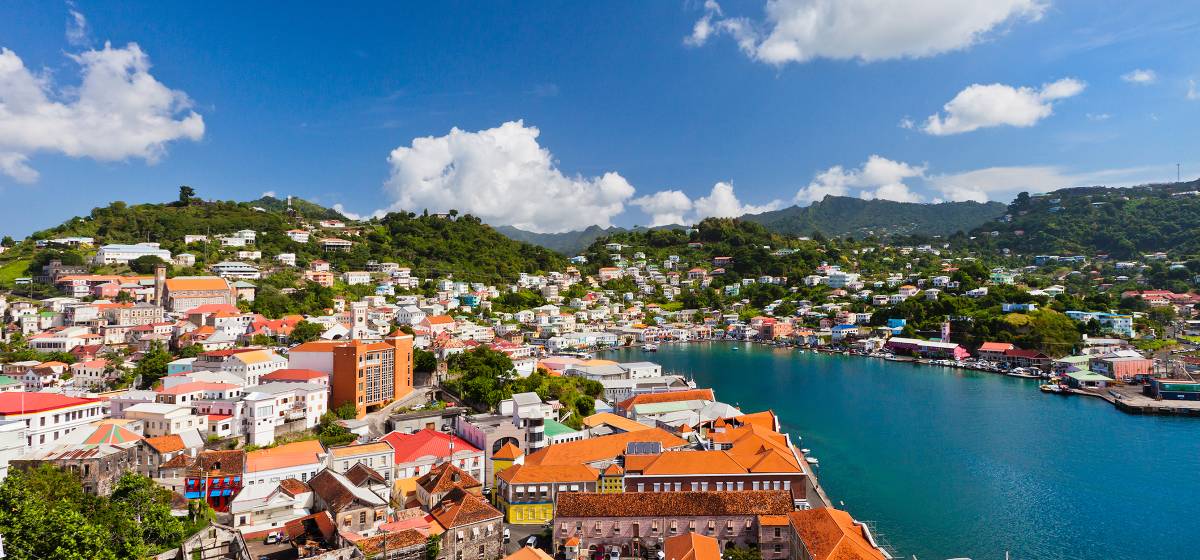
[[805, 457, 820, 466], [642, 343, 658, 352], [1039, 383, 1063, 393], [800, 448, 811, 454], [731, 346, 739, 351]]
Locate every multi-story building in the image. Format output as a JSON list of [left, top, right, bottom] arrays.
[[553, 491, 795, 558], [180, 449, 246, 512], [0, 393, 106, 451], [382, 428, 485, 482], [327, 441, 396, 484], [162, 276, 236, 313], [93, 243, 172, 265], [191, 348, 288, 386], [287, 332, 414, 419], [308, 468, 389, 536], [495, 463, 599, 525], [431, 487, 505, 560], [123, 402, 209, 437], [244, 440, 327, 487], [241, 382, 329, 446]]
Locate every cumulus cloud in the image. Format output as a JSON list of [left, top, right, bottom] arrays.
[[929, 164, 1168, 203], [632, 182, 782, 225], [692, 181, 783, 218], [0, 42, 205, 183], [920, 78, 1085, 135], [796, 155, 926, 204], [381, 121, 635, 233], [632, 190, 693, 226], [1121, 68, 1156, 84], [687, 0, 1045, 65]]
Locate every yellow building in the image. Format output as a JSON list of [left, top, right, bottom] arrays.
[[491, 442, 523, 490], [495, 463, 598, 525], [599, 464, 624, 493]]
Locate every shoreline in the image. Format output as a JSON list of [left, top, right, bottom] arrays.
[[594, 338, 1200, 418]]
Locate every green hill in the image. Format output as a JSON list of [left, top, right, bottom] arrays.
[[969, 180, 1200, 258], [1, 191, 566, 287], [580, 217, 824, 281], [743, 196, 1006, 238], [245, 195, 347, 221], [495, 224, 686, 255]]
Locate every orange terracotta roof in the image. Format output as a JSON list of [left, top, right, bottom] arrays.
[[492, 442, 523, 460], [246, 440, 325, 472], [330, 441, 393, 458], [143, 434, 187, 453], [523, 428, 687, 467], [581, 412, 651, 433], [663, 532, 721, 560], [496, 463, 598, 484], [165, 277, 230, 291], [788, 508, 888, 560], [505, 546, 555, 560]]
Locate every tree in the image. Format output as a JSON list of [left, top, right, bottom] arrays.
[[290, 320, 324, 343], [726, 547, 763, 560], [178, 185, 196, 205], [446, 347, 517, 409], [250, 334, 276, 347], [333, 402, 358, 420], [414, 348, 437, 373], [128, 255, 169, 274], [135, 342, 172, 389]]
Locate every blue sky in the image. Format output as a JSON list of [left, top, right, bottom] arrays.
[[1, 0, 1198, 235]]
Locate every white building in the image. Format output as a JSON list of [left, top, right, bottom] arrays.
[[123, 402, 209, 437], [0, 393, 107, 451], [210, 261, 262, 280], [93, 243, 172, 265], [342, 271, 372, 285]]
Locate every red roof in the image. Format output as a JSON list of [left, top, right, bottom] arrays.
[[381, 428, 481, 464], [0, 393, 99, 415], [977, 342, 1015, 353], [186, 304, 242, 315]]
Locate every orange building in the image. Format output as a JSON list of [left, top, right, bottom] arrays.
[[289, 331, 413, 418]]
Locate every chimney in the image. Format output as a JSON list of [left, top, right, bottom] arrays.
[[153, 264, 167, 306]]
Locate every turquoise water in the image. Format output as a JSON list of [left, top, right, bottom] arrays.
[[607, 342, 1200, 560]]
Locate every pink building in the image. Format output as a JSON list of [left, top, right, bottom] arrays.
[[553, 491, 794, 559]]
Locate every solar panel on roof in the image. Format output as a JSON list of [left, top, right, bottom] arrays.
[[625, 441, 662, 455]]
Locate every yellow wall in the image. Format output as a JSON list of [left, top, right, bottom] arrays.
[[492, 458, 515, 488], [599, 477, 624, 493], [503, 501, 554, 525]]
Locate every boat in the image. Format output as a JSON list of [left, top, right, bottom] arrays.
[[642, 343, 658, 352], [805, 457, 820, 466], [1039, 383, 1063, 393], [800, 448, 811, 454], [731, 346, 739, 351]]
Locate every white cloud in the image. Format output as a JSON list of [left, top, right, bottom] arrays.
[[0, 152, 37, 184], [381, 121, 635, 233], [688, 0, 1045, 65], [797, 155, 926, 204], [331, 203, 367, 221], [632, 190, 693, 226], [1121, 68, 1156, 84], [1188, 79, 1198, 101], [692, 181, 783, 218], [1086, 112, 1111, 121], [929, 164, 1171, 202], [633, 182, 782, 225], [260, 190, 277, 198], [921, 78, 1085, 135], [0, 42, 205, 182], [66, 6, 89, 47]]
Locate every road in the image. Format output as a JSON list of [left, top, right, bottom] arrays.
[[364, 386, 433, 438]]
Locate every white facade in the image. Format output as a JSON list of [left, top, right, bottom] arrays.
[[93, 243, 172, 265], [0, 394, 107, 452]]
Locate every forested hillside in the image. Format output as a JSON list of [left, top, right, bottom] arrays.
[[969, 180, 1200, 258], [0, 190, 565, 287], [744, 196, 1006, 238]]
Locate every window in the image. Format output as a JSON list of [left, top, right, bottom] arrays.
[[359, 512, 367, 525], [774, 528, 782, 538], [674, 482, 682, 491], [773, 545, 782, 554]]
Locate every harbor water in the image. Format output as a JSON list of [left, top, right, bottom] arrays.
[[607, 342, 1200, 560]]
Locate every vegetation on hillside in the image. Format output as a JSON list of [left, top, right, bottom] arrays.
[[443, 347, 601, 428], [743, 196, 1006, 238], [0, 466, 212, 560], [0, 188, 566, 290], [969, 181, 1200, 258]]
